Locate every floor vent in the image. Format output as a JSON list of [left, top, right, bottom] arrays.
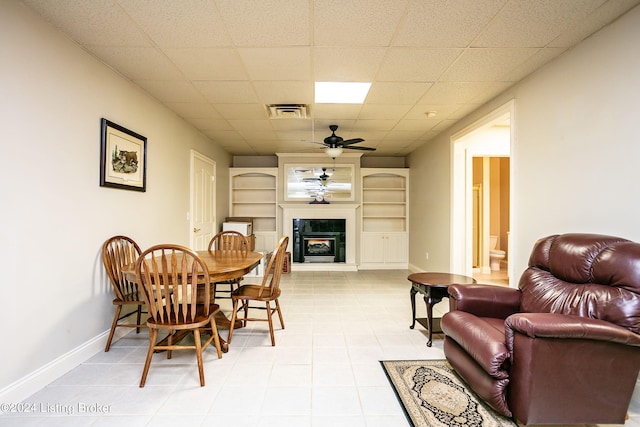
[[266, 104, 309, 119]]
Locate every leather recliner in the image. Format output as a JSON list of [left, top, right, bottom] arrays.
[[441, 233, 640, 424]]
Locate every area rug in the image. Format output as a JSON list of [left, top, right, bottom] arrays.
[[381, 359, 516, 427]]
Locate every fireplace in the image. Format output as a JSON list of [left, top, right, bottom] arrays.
[[293, 219, 346, 263]]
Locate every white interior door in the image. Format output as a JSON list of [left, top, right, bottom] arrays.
[[190, 151, 216, 250]]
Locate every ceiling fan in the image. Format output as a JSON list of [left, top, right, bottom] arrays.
[[308, 125, 376, 158]]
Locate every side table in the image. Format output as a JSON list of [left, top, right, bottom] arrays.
[[408, 272, 476, 346]]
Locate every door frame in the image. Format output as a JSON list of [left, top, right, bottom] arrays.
[[450, 100, 515, 281]]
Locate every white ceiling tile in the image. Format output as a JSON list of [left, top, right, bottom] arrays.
[[88, 47, 183, 80], [164, 48, 248, 80], [185, 118, 233, 131], [376, 48, 462, 81], [365, 82, 433, 105], [205, 129, 245, 141], [164, 102, 223, 120], [117, 0, 232, 47], [238, 47, 311, 80], [392, 0, 506, 47], [134, 80, 206, 103], [358, 104, 412, 120], [353, 119, 398, 132], [252, 81, 314, 104], [270, 120, 313, 132], [472, 0, 606, 48], [419, 82, 508, 104], [215, 0, 310, 46], [214, 104, 269, 120], [312, 105, 362, 120], [22, 0, 151, 46], [314, 0, 409, 47], [404, 104, 459, 120], [313, 47, 386, 81], [440, 48, 539, 82], [194, 81, 259, 104]]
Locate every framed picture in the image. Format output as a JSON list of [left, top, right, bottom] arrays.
[[100, 118, 147, 192]]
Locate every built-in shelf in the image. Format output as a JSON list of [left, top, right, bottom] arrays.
[[229, 168, 278, 251], [360, 168, 409, 268]]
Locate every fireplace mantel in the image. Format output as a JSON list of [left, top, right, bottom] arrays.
[[279, 203, 359, 271]]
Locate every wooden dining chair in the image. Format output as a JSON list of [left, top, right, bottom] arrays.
[[227, 236, 288, 346], [135, 244, 223, 387], [208, 230, 249, 299], [102, 235, 145, 352]]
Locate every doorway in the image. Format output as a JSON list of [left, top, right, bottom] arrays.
[[189, 150, 216, 250], [451, 100, 514, 284]]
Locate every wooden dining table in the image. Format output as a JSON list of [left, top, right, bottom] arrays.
[[122, 249, 263, 352]]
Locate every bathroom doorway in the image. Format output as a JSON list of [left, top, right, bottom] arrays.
[[451, 100, 513, 286]]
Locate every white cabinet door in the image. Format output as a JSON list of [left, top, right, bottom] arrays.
[[385, 233, 408, 263], [361, 233, 386, 263]]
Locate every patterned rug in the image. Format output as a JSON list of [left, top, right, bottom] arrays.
[[381, 360, 516, 427]]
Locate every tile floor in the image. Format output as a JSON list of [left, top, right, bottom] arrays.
[[2, 269, 639, 426]]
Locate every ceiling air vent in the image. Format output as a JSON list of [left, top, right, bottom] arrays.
[[266, 104, 309, 119]]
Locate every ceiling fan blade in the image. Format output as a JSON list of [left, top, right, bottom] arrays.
[[344, 145, 376, 151], [301, 140, 326, 146], [340, 138, 365, 146]]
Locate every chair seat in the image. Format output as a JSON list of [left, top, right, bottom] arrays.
[[114, 292, 144, 304], [231, 284, 280, 300], [147, 304, 221, 330]]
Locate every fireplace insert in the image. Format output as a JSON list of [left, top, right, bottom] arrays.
[[293, 219, 345, 263]]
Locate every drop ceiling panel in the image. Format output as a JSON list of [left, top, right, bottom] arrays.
[[117, 0, 231, 47], [21, 0, 150, 47], [376, 48, 463, 81], [238, 47, 311, 81], [89, 47, 184, 80], [313, 48, 387, 81], [440, 48, 540, 82], [216, 0, 310, 46], [194, 81, 259, 104], [134, 80, 207, 103], [391, 0, 507, 48], [252, 81, 314, 105], [472, 0, 606, 48], [366, 82, 434, 105], [314, 0, 408, 47], [164, 48, 248, 80]]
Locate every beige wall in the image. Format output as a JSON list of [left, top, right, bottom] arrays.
[[0, 0, 231, 393], [408, 4, 640, 277]]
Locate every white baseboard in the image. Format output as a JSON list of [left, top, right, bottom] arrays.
[[0, 328, 128, 404]]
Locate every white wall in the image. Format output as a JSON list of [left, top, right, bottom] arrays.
[[0, 0, 231, 396], [408, 5, 640, 278]]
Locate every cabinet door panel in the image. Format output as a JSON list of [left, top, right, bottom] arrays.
[[385, 234, 408, 263], [361, 233, 385, 263]]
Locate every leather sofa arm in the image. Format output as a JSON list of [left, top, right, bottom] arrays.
[[448, 284, 521, 319], [505, 313, 640, 348]]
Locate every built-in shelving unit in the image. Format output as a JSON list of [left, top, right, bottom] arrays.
[[360, 168, 409, 269], [229, 168, 278, 251]]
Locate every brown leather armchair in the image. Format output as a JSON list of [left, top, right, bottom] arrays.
[[441, 233, 640, 424]]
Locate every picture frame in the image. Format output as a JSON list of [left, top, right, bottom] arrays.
[[100, 118, 147, 192]]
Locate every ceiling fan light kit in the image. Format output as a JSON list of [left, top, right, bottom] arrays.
[[325, 147, 343, 158]]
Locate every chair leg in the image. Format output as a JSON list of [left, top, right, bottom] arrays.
[[210, 318, 223, 359], [140, 328, 157, 388], [167, 330, 173, 359], [136, 305, 143, 334], [105, 305, 122, 352], [194, 329, 205, 387], [266, 301, 275, 346], [275, 298, 285, 329], [228, 299, 239, 344]]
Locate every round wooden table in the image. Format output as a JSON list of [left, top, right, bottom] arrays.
[[408, 272, 476, 347], [123, 249, 263, 352]]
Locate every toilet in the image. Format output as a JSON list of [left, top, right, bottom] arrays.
[[489, 235, 506, 271]]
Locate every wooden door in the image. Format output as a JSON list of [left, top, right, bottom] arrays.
[[190, 151, 216, 250]]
